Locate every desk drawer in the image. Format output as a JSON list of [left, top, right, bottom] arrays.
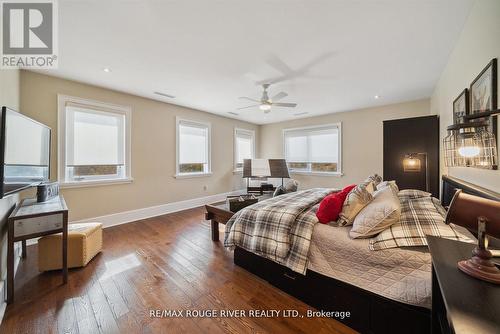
[[14, 214, 63, 238]]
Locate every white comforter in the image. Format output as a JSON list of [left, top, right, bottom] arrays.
[[308, 224, 434, 308]]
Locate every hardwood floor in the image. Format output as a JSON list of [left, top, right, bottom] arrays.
[[1, 206, 357, 334]]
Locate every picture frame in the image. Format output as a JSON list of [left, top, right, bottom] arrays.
[[452, 88, 469, 124], [469, 58, 497, 137]]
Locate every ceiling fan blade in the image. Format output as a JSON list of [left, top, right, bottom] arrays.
[[239, 97, 260, 103], [267, 55, 294, 76], [271, 92, 288, 101], [272, 102, 297, 108], [237, 104, 260, 110]]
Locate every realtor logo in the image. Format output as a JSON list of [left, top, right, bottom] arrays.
[[1, 0, 58, 68]]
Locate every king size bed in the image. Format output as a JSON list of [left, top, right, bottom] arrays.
[[224, 176, 500, 334]]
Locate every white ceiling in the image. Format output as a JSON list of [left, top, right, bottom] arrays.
[[35, 0, 475, 124]]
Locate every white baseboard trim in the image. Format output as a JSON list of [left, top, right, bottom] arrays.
[[73, 189, 245, 228], [26, 189, 244, 246], [0, 242, 22, 325]]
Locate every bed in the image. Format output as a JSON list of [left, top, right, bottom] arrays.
[[228, 176, 499, 334]]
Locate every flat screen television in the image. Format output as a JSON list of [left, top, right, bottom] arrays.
[[0, 106, 51, 198]]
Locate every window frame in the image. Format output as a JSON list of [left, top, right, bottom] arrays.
[[57, 95, 132, 188], [175, 117, 212, 179], [282, 122, 342, 176], [234, 127, 255, 172]]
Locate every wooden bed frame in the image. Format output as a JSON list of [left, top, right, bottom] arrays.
[[233, 175, 500, 334]]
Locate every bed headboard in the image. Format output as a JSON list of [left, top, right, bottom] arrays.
[[442, 175, 500, 207]]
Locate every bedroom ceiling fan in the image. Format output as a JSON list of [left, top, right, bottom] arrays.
[[238, 84, 297, 113]]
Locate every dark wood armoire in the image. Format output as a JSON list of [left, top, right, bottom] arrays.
[[383, 115, 439, 198]]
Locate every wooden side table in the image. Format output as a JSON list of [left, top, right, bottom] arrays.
[[427, 235, 500, 334], [7, 195, 68, 304]]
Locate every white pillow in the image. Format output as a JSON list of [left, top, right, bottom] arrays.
[[350, 186, 401, 239]]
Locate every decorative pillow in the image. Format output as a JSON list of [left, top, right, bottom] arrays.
[[273, 185, 286, 197], [377, 180, 399, 194], [369, 196, 474, 250], [350, 186, 401, 238], [365, 174, 382, 187], [398, 189, 431, 201], [284, 179, 299, 193], [316, 184, 356, 224], [336, 182, 375, 226]]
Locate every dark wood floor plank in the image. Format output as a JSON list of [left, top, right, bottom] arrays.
[[56, 297, 79, 334], [74, 293, 101, 334], [87, 280, 121, 334], [1, 206, 357, 334]]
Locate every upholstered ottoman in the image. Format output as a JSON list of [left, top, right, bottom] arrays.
[[38, 222, 102, 272]]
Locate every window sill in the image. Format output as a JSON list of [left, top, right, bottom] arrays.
[[174, 172, 213, 179], [60, 177, 134, 189], [290, 171, 343, 177]]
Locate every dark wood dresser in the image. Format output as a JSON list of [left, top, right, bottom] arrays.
[[427, 236, 500, 334]]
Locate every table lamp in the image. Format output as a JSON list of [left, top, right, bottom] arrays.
[[445, 190, 500, 284]]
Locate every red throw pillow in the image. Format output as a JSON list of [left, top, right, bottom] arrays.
[[316, 184, 356, 224]]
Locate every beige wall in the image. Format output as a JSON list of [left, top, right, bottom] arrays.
[[20, 71, 259, 221], [260, 99, 431, 189], [0, 69, 21, 304], [430, 0, 500, 193]]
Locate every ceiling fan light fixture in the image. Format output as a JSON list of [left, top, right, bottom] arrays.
[[259, 104, 271, 111]]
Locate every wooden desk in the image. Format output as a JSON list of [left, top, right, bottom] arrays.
[[427, 236, 500, 334], [7, 195, 68, 304]]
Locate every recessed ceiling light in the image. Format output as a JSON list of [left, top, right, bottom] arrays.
[[154, 91, 175, 99], [374, 95, 380, 99], [103, 67, 111, 73]]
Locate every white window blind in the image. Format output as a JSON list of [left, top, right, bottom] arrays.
[[58, 95, 132, 186], [176, 119, 211, 176], [178, 121, 208, 164], [284, 124, 341, 174], [235, 128, 255, 169], [66, 106, 125, 166]]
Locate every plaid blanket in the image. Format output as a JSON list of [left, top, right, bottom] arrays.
[[224, 188, 334, 274], [369, 196, 475, 250]]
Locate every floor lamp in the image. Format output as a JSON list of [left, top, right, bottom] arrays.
[[403, 152, 429, 192]]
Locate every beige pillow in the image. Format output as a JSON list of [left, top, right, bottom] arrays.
[[336, 182, 375, 226], [377, 180, 399, 194], [350, 186, 401, 238], [365, 174, 382, 187]]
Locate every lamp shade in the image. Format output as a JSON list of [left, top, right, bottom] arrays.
[[403, 154, 421, 172], [242, 159, 290, 178], [243, 159, 270, 178], [269, 159, 290, 178]]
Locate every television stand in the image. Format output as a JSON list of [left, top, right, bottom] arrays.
[[7, 195, 68, 304]]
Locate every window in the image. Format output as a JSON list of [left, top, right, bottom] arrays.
[[283, 123, 341, 175], [234, 128, 255, 171], [58, 95, 132, 186], [176, 118, 211, 177]]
